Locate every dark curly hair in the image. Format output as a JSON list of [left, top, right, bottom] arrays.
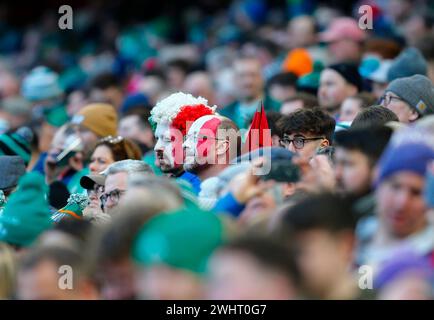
[[276, 108, 336, 143]]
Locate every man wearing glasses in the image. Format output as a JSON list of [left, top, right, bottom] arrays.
[[277, 108, 336, 160], [380, 75, 434, 123], [100, 160, 152, 215]]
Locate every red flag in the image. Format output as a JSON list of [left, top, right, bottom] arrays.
[[242, 102, 272, 154]]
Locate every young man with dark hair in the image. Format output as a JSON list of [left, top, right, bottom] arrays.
[[351, 105, 399, 128], [334, 126, 394, 219], [277, 108, 335, 159], [119, 108, 155, 155], [266, 72, 298, 103], [275, 193, 369, 299], [280, 92, 319, 115], [339, 92, 377, 123], [89, 72, 124, 110], [334, 126, 393, 197], [207, 235, 301, 300]]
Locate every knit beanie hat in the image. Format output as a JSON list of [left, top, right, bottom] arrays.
[[374, 249, 432, 290], [0, 155, 26, 190], [21, 66, 63, 101], [132, 207, 225, 274], [387, 47, 427, 82], [297, 60, 324, 94], [282, 48, 313, 77], [386, 75, 434, 116], [376, 141, 434, 186], [71, 103, 118, 137], [51, 193, 90, 222], [0, 127, 33, 165], [327, 63, 363, 91], [43, 104, 70, 127], [0, 172, 52, 247]]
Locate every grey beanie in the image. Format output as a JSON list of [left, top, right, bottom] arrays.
[[387, 48, 427, 82], [0, 156, 26, 190], [386, 75, 434, 116]]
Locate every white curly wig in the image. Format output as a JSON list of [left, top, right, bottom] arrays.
[[149, 91, 216, 125]]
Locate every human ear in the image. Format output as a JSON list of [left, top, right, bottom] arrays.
[[408, 108, 419, 122]]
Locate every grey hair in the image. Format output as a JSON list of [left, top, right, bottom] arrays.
[[128, 174, 182, 201], [102, 160, 153, 176]]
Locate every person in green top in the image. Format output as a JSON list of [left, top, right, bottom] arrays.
[[220, 56, 280, 130]]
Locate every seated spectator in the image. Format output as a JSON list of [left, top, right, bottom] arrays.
[[318, 63, 363, 118], [280, 92, 318, 115], [266, 72, 298, 103], [132, 208, 225, 299], [0, 156, 26, 206], [207, 235, 301, 300], [357, 130, 434, 270], [275, 193, 367, 299], [339, 92, 377, 123], [100, 160, 153, 215], [220, 56, 280, 129], [380, 75, 434, 123], [277, 108, 335, 159], [16, 246, 99, 300], [89, 136, 142, 174], [351, 105, 399, 128]]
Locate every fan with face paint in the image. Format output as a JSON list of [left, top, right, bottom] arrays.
[[151, 92, 216, 175], [182, 115, 241, 178]]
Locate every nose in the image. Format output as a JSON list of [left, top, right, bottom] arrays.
[[334, 164, 343, 181], [89, 162, 98, 173], [393, 189, 412, 210], [104, 198, 115, 212], [154, 139, 163, 152], [287, 142, 297, 154]]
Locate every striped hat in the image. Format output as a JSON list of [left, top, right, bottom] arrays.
[[0, 127, 32, 165], [51, 193, 90, 223]]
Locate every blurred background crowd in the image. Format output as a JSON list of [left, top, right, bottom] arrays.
[[0, 0, 434, 300]]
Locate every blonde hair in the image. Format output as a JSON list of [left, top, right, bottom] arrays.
[[0, 243, 16, 299]]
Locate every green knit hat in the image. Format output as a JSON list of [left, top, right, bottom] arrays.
[[51, 193, 90, 223], [0, 129, 32, 165], [0, 172, 52, 247], [43, 103, 70, 127], [297, 60, 324, 90], [132, 207, 225, 274]]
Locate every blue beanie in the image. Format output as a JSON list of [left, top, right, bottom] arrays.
[[376, 142, 434, 186], [120, 93, 150, 115], [21, 66, 63, 102]]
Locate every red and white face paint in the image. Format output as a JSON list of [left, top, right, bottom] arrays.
[[153, 122, 184, 173], [183, 115, 222, 172]]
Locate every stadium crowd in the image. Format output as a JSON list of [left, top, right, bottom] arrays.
[[0, 0, 434, 300]]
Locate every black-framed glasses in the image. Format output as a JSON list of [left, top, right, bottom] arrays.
[[100, 189, 126, 207], [279, 136, 325, 149], [379, 94, 405, 107]]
